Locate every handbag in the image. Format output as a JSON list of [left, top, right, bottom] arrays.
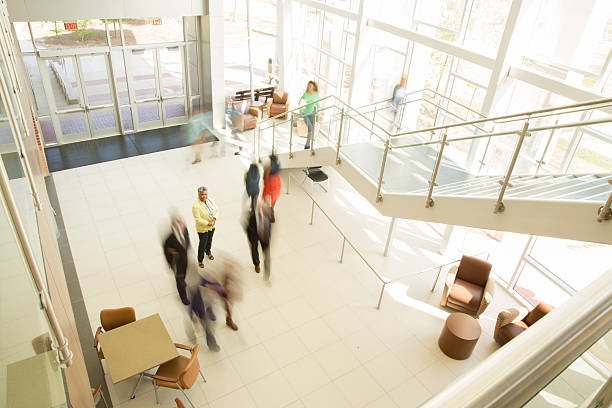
[[296, 117, 308, 137]]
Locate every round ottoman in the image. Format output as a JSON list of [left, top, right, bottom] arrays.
[[438, 313, 481, 360]]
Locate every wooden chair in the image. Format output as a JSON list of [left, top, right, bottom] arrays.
[[92, 384, 110, 408], [145, 343, 206, 408], [94, 307, 136, 359], [440, 255, 494, 318]]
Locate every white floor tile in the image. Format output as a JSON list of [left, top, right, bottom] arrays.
[[363, 350, 411, 392], [334, 367, 385, 408], [263, 330, 309, 368], [341, 328, 388, 364], [417, 360, 457, 395], [230, 343, 278, 384], [387, 377, 432, 408], [301, 383, 351, 408], [276, 298, 318, 328], [247, 307, 292, 341], [246, 371, 298, 408], [313, 340, 361, 380], [281, 355, 330, 397], [199, 358, 245, 402], [208, 387, 256, 408], [294, 318, 340, 352]]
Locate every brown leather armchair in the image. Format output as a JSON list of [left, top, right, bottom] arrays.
[[494, 303, 553, 346], [146, 343, 205, 408], [440, 255, 494, 318], [229, 100, 261, 131], [266, 90, 290, 119], [94, 307, 136, 359]]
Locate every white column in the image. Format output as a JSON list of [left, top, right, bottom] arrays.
[[200, 0, 225, 130], [276, 0, 292, 92]]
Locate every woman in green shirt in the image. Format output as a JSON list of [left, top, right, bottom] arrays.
[[299, 81, 320, 149]]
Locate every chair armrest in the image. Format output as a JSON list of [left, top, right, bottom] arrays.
[[174, 343, 193, 351], [496, 307, 528, 329], [92, 384, 102, 398], [248, 107, 261, 120], [93, 327, 103, 348], [476, 277, 496, 317], [266, 99, 272, 113], [440, 266, 458, 307]]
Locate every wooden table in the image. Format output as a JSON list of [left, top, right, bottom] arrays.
[[99, 314, 178, 398]]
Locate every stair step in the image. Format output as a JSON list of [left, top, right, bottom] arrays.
[[507, 175, 599, 199]]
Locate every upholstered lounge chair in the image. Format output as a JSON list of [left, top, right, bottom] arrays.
[[440, 255, 494, 318], [494, 302, 553, 346]]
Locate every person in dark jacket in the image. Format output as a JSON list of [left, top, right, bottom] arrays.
[[163, 215, 191, 305], [244, 197, 272, 283]]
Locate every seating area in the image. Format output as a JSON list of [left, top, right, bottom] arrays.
[[494, 303, 554, 346]]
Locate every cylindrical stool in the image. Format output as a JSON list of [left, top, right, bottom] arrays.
[[438, 313, 481, 360]]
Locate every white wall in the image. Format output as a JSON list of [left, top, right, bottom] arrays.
[[7, 0, 204, 21]]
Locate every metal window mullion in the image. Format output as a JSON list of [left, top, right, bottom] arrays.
[[508, 235, 534, 290], [182, 44, 191, 117], [26, 21, 37, 52], [523, 255, 576, 296], [119, 20, 137, 132], [559, 111, 589, 173], [457, 0, 474, 44]]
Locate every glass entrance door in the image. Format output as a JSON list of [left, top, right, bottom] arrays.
[[159, 46, 187, 126], [130, 48, 163, 131], [45, 56, 89, 143], [128, 46, 188, 131], [43, 53, 119, 143], [76, 54, 119, 138]]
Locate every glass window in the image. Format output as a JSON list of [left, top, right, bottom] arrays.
[[159, 47, 184, 97], [30, 20, 108, 49], [414, 0, 467, 33], [448, 77, 485, 119], [526, 1, 612, 75], [45, 57, 82, 110], [122, 17, 183, 45], [111, 50, 129, 105], [454, 59, 491, 86], [462, 0, 512, 56], [529, 237, 612, 292], [107, 19, 122, 46], [131, 49, 157, 100], [13, 22, 34, 52], [187, 43, 199, 97], [566, 133, 612, 174], [370, 45, 406, 103], [514, 262, 570, 307]]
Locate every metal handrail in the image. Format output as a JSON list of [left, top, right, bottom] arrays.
[[288, 173, 388, 309], [391, 97, 612, 138]]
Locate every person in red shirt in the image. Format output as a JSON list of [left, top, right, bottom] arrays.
[[262, 154, 281, 222]]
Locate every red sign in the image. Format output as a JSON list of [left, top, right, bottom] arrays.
[[151, 18, 161, 25], [64, 22, 77, 31]]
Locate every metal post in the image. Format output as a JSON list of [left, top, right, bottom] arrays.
[[431, 266, 443, 292], [370, 108, 377, 142], [309, 200, 315, 225], [335, 107, 345, 165], [535, 118, 559, 175], [597, 180, 612, 222], [246, 0, 254, 102], [257, 127, 261, 163], [272, 123, 276, 154], [310, 106, 317, 156], [286, 171, 290, 195], [495, 120, 530, 213], [376, 140, 390, 202], [289, 113, 294, 158], [425, 131, 448, 208], [376, 282, 387, 309], [339, 237, 346, 263], [383, 217, 396, 256]]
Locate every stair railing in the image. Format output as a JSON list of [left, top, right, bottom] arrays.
[[254, 91, 612, 220]]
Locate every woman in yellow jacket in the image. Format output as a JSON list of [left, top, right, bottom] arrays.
[[192, 186, 219, 268]]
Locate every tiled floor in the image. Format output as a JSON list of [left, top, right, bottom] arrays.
[[51, 143, 521, 408]]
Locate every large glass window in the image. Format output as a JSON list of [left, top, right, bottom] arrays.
[[462, 0, 513, 56], [30, 20, 109, 49], [121, 17, 184, 45]]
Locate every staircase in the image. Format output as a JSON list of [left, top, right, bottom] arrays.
[[251, 90, 612, 244]]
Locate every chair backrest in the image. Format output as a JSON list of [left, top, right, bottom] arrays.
[[523, 303, 553, 326], [456, 255, 492, 287], [273, 91, 288, 104], [178, 344, 201, 389], [100, 307, 136, 331]]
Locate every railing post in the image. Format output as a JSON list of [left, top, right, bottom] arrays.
[[310, 106, 317, 156], [335, 107, 345, 165], [309, 200, 315, 225], [495, 120, 530, 213], [376, 140, 390, 202], [272, 122, 276, 154], [425, 131, 448, 208], [383, 217, 396, 256], [431, 266, 443, 292], [339, 237, 346, 263], [370, 108, 376, 142], [289, 112, 294, 158], [597, 180, 612, 222], [286, 171, 290, 195], [535, 117, 559, 175], [376, 281, 387, 310]]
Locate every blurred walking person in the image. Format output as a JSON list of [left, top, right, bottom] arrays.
[[181, 109, 213, 164], [163, 214, 191, 305], [192, 186, 219, 268], [200, 254, 242, 331], [390, 75, 407, 133], [262, 154, 281, 222], [245, 162, 260, 210], [244, 197, 272, 283], [184, 262, 220, 352]]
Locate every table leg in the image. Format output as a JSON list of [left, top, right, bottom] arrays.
[[130, 372, 144, 399]]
